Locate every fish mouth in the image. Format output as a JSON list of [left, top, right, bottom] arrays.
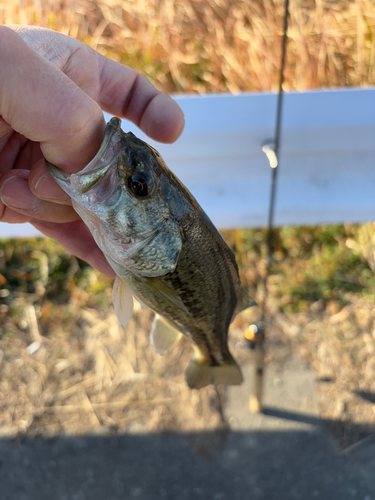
[[46, 117, 124, 195], [46, 162, 70, 183]]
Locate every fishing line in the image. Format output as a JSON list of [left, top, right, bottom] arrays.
[[261, 0, 289, 320], [246, 0, 290, 412]]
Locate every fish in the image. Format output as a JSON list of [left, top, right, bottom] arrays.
[[46, 117, 255, 389]]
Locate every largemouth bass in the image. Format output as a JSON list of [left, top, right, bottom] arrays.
[[47, 117, 254, 389]]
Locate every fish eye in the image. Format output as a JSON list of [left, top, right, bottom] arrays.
[[128, 173, 149, 197]]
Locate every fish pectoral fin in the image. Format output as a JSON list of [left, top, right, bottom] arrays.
[[185, 352, 243, 389], [145, 277, 189, 315], [150, 315, 183, 355], [236, 285, 257, 314], [112, 276, 134, 328]]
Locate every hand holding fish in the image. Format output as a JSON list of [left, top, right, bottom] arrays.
[[0, 25, 184, 275], [0, 25, 253, 389]]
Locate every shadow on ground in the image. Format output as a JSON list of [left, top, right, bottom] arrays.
[[1, 426, 375, 500], [262, 406, 375, 453], [355, 391, 375, 405]]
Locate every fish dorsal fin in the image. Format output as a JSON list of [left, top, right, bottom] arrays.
[[145, 277, 189, 315], [150, 315, 183, 355], [112, 276, 134, 327]]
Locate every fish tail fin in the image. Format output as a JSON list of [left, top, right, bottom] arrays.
[[185, 352, 243, 389]]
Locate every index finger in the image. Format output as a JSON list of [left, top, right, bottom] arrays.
[[96, 58, 185, 144], [10, 26, 185, 154]]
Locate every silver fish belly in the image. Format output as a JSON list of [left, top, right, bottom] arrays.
[[46, 117, 254, 389]]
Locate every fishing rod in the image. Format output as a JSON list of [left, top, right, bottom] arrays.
[[246, 0, 290, 413]]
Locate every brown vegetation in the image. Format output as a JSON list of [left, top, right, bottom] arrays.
[[1, 0, 375, 449]]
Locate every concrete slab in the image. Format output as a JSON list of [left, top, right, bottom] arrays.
[[226, 354, 320, 432]]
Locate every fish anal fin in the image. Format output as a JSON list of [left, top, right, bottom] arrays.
[[150, 315, 182, 355], [112, 276, 134, 328], [185, 353, 243, 389]]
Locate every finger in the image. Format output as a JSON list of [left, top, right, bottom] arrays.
[[0, 135, 42, 174], [0, 170, 79, 223], [31, 220, 116, 279], [0, 206, 33, 224], [29, 159, 72, 205], [0, 131, 26, 176], [10, 26, 185, 144], [97, 61, 185, 143], [0, 136, 72, 205], [0, 26, 105, 172]]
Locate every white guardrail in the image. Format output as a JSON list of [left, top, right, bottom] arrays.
[[1, 87, 375, 238]]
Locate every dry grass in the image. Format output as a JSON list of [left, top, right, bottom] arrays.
[[1, 0, 375, 447], [2, 223, 375, 449], [273, 297, 375, 448], [2, 0, 375, 93], [227, 223, 375, 448], [0, 277, 229, 444]]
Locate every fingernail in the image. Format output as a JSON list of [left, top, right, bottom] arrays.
[[0, 176, 38, 211], [34, 172, 71, 204]]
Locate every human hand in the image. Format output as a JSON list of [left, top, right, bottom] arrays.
[[0, 25, 184, 277]]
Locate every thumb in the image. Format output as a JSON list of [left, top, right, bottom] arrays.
[[0, 25, 105, 172]]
